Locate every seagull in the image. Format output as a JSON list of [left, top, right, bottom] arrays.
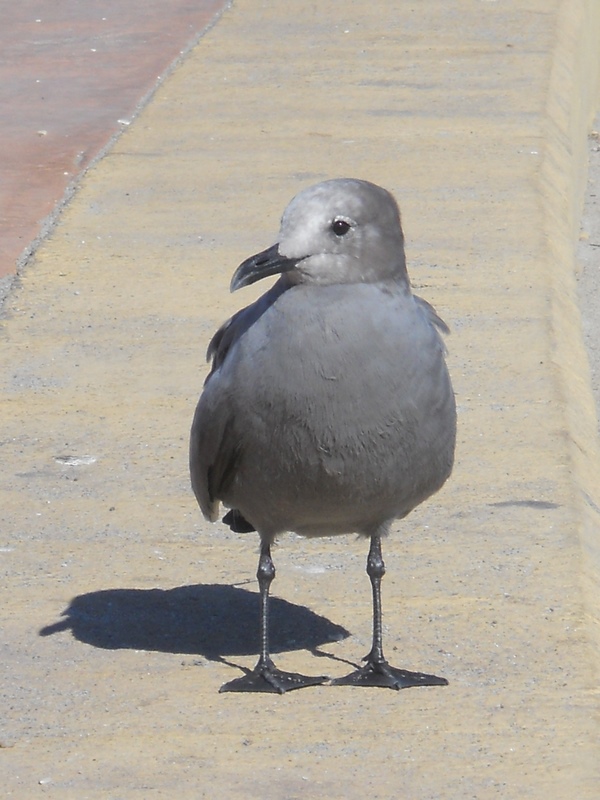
[[190, 178, 456, 693]]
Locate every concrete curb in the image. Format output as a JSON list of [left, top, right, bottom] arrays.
[[542, 0, 600, 659]]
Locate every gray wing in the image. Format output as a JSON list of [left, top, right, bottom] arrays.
[[413, 294, 450, 336], [190, 278, 289, 521], [204, 278, 289, 382], [190, 396, 239, 521]]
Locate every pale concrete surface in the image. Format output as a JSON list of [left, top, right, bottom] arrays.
[[2, 1, 600, 797]]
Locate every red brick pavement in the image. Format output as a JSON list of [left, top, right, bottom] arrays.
[[0, 0, 227, 278]]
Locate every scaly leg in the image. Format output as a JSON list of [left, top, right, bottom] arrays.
[[220, 540, 328, 693], [332, 533, 447, 690]]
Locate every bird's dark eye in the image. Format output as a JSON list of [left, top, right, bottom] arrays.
[[331, 219, 351, 237]]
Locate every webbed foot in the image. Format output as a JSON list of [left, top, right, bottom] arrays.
[[331, 658, 447, 690], [220, 658, 328, 694]]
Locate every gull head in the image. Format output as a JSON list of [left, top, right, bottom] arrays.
[[230, 178, 409, 291]]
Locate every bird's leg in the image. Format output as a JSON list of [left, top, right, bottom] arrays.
[[257, 541, 276, 670], [332, 533, 448, 690], [219, 540, 328, 693], [365, 532, 386, 664]]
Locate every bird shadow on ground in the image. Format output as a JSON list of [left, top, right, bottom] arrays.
[[39, 583, 351, 662]]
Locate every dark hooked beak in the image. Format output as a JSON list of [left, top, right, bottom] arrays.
[[230, 243, 298, 292]]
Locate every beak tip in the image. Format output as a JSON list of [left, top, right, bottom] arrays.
[[229, 261, 251, 292], [229, 243, 292, 293]]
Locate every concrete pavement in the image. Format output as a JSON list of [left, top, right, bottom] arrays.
[[2, 1, 600, 797]]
